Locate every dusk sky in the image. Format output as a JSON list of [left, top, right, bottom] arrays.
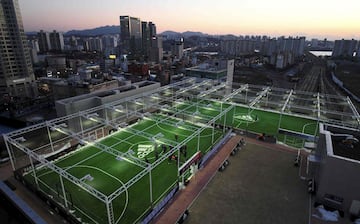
[[19, 0, 360, 40]]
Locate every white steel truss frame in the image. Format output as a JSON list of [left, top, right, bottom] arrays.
[[4, 77, 360, 224]]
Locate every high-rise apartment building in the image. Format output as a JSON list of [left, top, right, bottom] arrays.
[[102, 35, 118, 56], [85, 37, 103, 52], [149, 35, 163, 63], [102, 35, 118, 49], [120, 16, 161, 61], [37, 30, 50, 52], [148, 22, 156, 39], [120, 16, 142, 55], [141, 21, 157, 60], [28, 39, 39, 52], [38, 30, 64, 52], [0, 0, 37, 99], [276, 36, 305, 57], [221, 36, 305, 59], [172, 38, 184, 59], [49, 30, 64, 51], [332, 39, 358, 58], [141, 21, 150, 58]]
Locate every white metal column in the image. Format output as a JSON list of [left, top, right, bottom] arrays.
[[232, 106, 236, 125], [59, 175, 68, 208], [177, 146, 181, 177], [212, 122, 215, 143], [4, 137, 15, 170], [79, 114, 84, 137], [277, 113, 283, 132], [29, 156, 39, 188], [245, 90, 248, 103], [197, 132, 200, 151], [126, 102, 129, 118], [223, 110, 227, 132], [46, 124, 54, 152], [106, 199, 114, 224], [149, 166, 153, 206]]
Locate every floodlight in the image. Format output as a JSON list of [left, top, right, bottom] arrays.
[[113, 105, 124, 113], [151, 93, 159, 99], [49, 123, 68, 134], [85, 113, 100, 122], [118, 122, 128, 129], [81, 174, 93, 181], [59, 123, 67, 128], [114, 108, 123, 113], [193, 110, 200, 115], [175, 120, 183, 128], [86, 113, 99, 119], [78, 140, 85, 146], [15, 136, 26, 142], [134, 100, 142, 105]]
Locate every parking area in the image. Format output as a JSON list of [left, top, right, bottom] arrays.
[[185, 143, 309, 224]]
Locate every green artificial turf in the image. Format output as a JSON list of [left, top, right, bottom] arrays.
[[23, 99, 319, 223], [24, 112, 224, 224]]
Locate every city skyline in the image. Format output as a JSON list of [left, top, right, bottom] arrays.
[[19, 0, 360, 40]]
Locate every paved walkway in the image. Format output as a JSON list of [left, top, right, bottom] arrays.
[[152, 135, 242, 224]]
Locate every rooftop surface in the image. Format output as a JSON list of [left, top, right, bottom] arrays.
[[3, 78, 360, 223], [1, 136, 354, 224], [329, 128, 360, 161], [185, 142, 309, 224]]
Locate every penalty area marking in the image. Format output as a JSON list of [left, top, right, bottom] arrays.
[[302, 122, 317, 134], [155, 122, 190, 138], [234, 113, 258, 123], [234, 113, 258, 129], [128, 140, 164, 161], [69, 165, 129, 224]]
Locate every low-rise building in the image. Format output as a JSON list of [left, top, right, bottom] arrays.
[[309, 123, 360, 218], [55, 80, 160, 116], [185, 59, 234, 81]]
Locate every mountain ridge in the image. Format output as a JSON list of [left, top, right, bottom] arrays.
[[66, 25, 120, 36], [26, 26, 212, 38]]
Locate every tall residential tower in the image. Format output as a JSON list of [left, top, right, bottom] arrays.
[[0, 0, 37, 99], [120, 16, 160, 61], [120, 16, 142, 55], [49, 30, 64, 51], [332, 39, 358, 58]]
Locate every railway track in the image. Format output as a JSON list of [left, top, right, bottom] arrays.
[[295, 52, 349, 114], [296, 65, 321, 93]]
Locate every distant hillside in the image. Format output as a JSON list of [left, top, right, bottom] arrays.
[[161, 30, 181, 38], [26, 26, 212, 38], [161, 30, 209, 39], [65, 25, 120, 36], [25, 31, 38, 36], [182, 31, 209, 37]]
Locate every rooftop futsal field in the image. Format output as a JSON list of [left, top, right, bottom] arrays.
[[21, 112, 224, 223], [169, 99, 320, 147], [4, 78, 360, 224]]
